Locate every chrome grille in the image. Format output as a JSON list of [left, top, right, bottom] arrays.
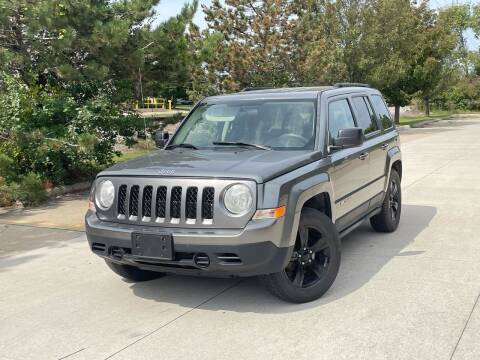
[[202, 187, 215, 220], [116, 183, 216, 225], [186, 187, 198, 220], [142, 186, 153, 219], [117, 185, 127, 216], [155, 186, 167, 218], [170, 186, 182, 219], [129, 185, 139, 218]]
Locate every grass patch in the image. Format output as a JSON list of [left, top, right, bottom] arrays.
[[113, 148, 154, 164], [399, 110, 452, 126]]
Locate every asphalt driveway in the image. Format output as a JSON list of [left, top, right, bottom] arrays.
[[1, 117, 480, 360]]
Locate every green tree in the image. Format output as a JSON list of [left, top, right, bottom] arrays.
[[143, 1, 198, 102], [411, 3, 456, 116], [188, 29, 226, 101], [0, 0, 161, 190], [291, 0, 349, 85], [439, 4, 473, 76], [200, 0, 296, 92], [0, 0, 159, 99]]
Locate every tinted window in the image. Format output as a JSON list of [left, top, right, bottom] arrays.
[[371, 95, 394, 129], [352, 96, 378, 135], [328, 99, 355, 141]]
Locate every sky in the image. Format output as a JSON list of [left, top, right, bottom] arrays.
[[154, 0, 479, 50]]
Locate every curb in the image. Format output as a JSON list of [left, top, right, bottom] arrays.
[[47, 181, 91, 197], [409, 115, 458, 128]]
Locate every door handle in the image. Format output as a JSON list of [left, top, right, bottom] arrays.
[[381, 143, 389, 150], [359, 152, 369, 160]]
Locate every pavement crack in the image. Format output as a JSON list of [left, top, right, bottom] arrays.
[[449, 288, 480, 360], [103, 280, 242, 360], [58, 347, 86, 359]]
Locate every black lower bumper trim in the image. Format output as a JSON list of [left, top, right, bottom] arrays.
[[88, 235, 291, 277]]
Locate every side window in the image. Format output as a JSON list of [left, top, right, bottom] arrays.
[[371, 94, 394, 130], [352, 96, 378, 135], [328, 99, 356, 142]]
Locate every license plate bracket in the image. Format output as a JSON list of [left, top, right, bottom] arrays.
[[131, 232, 174, 260]]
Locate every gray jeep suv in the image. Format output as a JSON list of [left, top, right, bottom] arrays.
[[86, 84, 402, 303]]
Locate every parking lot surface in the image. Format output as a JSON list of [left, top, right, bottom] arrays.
[[1, 118, 480, 360]]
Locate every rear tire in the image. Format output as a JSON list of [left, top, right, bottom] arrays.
[[370, 169, 401, 233], [261, 208, 341, 303], [105, 260, 164, 282]]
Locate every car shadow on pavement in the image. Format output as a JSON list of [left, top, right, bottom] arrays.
[[130, 204, 436, 313], [0, 224, 84, 271]]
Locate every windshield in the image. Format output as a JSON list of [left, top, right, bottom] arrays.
[[170, 100, 316, 150]]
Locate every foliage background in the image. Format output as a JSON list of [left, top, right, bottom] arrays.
[[0, 0, 479, 205]]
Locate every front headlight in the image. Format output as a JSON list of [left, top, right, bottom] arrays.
[[223, 184, 253, 215], [95, 180, 115, 210]]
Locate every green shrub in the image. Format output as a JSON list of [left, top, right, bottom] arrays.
[[0, 177, 15, 206], [441, 76, 480, 111], [11, 173, 47, 206], [0, 73, 142, 189], [0, 154, 15, 182]]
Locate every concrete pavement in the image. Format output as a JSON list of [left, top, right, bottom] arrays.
[[1, 117, 480, 360], [0, 192, 88, 231]]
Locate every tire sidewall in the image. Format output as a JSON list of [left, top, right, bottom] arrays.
[[267, 208, 341, 303], [385, 170, 402, 229]]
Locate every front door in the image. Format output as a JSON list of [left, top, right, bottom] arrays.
[[327, 97, 371, 231]]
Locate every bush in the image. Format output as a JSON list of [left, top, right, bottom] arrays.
[[14, 173, 48, 205], [0, 177, 14, 206], [441, 76, 480, 111], [0, 73, 142, 188], [0, 173, 47, 207]]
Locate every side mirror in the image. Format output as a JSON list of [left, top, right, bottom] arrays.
[[332, 128, 363, 150], [155, 130, 170, 148]]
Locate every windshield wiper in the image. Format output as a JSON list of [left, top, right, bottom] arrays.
[[165, 143, 198, 150], [212, 141, 271, 150]]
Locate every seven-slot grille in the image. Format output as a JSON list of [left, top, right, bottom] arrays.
[[117, 184, 215, 225]]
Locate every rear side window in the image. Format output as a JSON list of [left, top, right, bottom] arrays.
[[328, 99, 355, 141], [352, 96, 378, 135], [371, 95, 394, 130]]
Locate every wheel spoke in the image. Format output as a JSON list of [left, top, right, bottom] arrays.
[[392, 201, 399, 211], [290, 251, 299, 262], [292, 265, 305, 287], [311, 262, 326, 279], [299, 226, 309, 249], [310, 237, 329, 253]]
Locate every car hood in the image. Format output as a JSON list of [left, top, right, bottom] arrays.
[[100, 149, 322, 183]]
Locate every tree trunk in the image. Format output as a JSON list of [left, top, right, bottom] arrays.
[[394, 105, 400, 125], [424, 97, 430, 117]]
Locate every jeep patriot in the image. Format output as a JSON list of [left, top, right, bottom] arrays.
[[86, 84, 402, 303]]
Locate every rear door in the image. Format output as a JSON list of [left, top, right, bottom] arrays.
[[350, 95, 385, 205], [368, 94, 397, 208]]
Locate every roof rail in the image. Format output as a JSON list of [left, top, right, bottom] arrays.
[[240, 87, 273, 92], [334, 82, 370, 88]]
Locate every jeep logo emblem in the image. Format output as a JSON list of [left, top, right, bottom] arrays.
[[158, 169, 175, 176]]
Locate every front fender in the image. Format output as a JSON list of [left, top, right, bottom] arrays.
[[286, 173, 334, 247], [260, 159, 334, 248], [384, 145, 402, 191]]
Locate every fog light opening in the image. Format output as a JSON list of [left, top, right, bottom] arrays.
[[193, 253, 210, 268]]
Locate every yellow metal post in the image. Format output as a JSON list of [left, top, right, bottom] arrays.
[[168, 99, 172, 111]]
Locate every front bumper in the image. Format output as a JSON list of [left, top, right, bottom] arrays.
[[85, 210, 292, 277]]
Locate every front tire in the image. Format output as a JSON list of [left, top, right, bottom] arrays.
[[370, 169, 402, 232], [261, 208, 341, 303], [105, 260, 164, 282]]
